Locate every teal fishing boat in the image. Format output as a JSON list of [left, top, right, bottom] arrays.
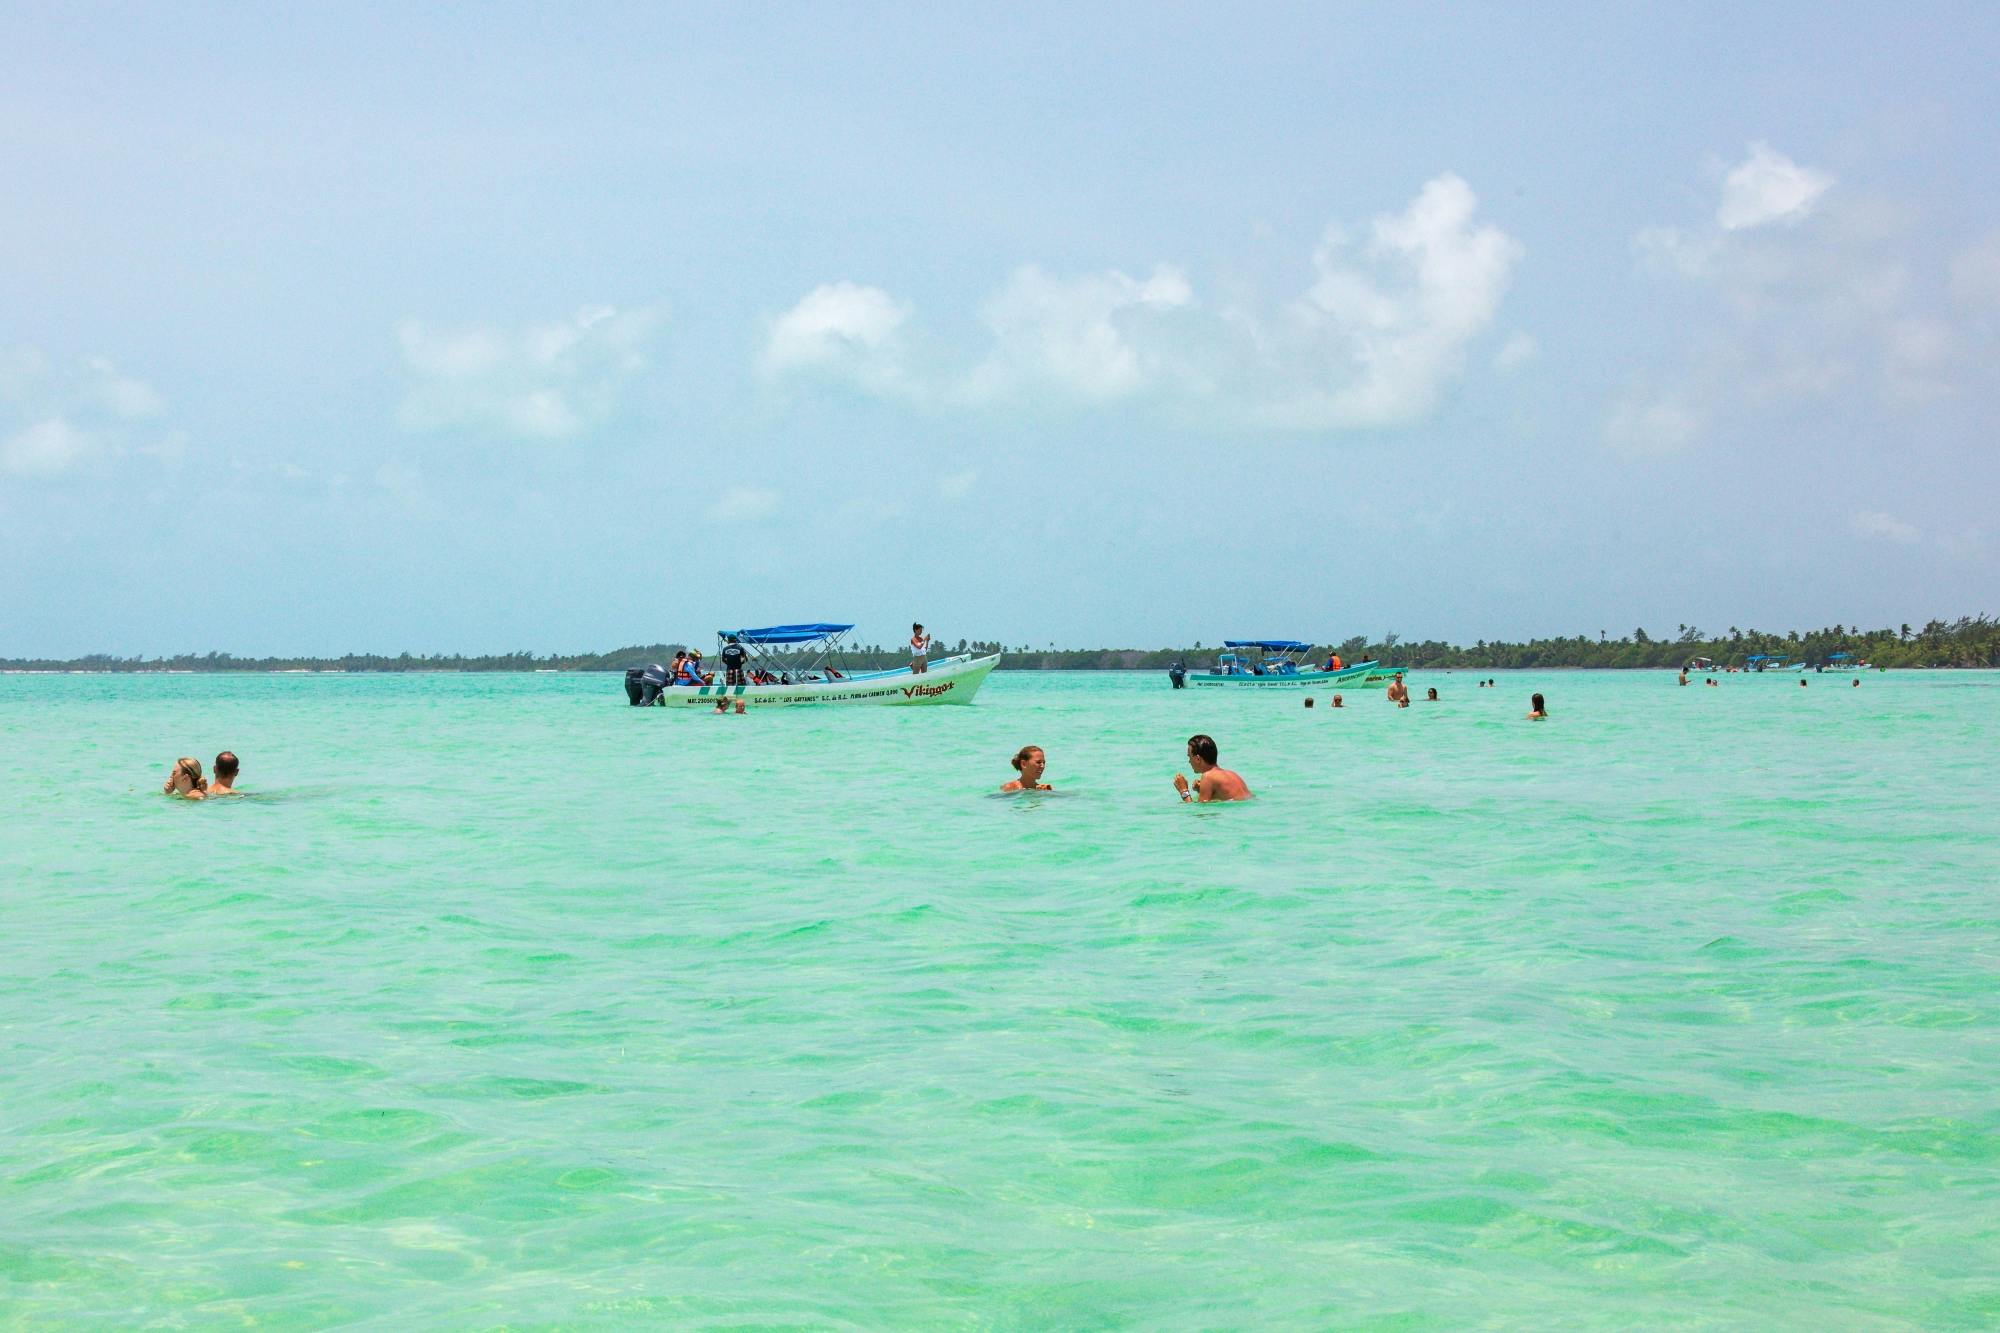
[[1186, 640, 1380, 689], [1743, 653, 1805, 673]]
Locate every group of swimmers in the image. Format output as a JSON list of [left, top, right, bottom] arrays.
[[1679, 668, 1859, 688], [1304, 682, 1449, 709], [161, 752, 243, 800], [999, 734, 1255, 802], [1324, 685, 1544, 716]]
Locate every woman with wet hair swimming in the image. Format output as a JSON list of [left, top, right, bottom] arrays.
[[162, 756, 208, 799], [1527, 693, 1548, 720], [1001, 745, 1051, 792]]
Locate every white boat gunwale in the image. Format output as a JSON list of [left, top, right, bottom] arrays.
[[651, 651, 1000, 707]]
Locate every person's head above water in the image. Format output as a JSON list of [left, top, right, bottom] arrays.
[[1331, 693, 1343, 707], [1303, 697, 1315, 708], [1002, 745, 1050, 791], [1426, 687, 1438, 701], [1529, 692, 1547, 718], [165, 756, 206, 796], [214, 751, 238, 781], [1186, 734, 1219, 771]]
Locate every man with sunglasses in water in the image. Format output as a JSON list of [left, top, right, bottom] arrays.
[[1174, 733, 1253, 802]]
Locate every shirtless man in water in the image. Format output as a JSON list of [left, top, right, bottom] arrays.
[[1174, 733, 1252, 802], [209, 751, 241, 795], [1387, 673, 1410, 707]]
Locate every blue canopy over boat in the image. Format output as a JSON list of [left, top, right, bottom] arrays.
[[721, 623, 854, 645], [1223, 639, 1311, 650], [1827, 651, 1854, 660], [1745, 654, 1782, 661]]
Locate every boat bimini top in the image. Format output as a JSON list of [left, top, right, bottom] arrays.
[[715, 622, 857, 683], [1211, 638, 1315, 675]]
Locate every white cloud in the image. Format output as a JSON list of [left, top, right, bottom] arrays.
[[1852, 510, 1919, 543], [1619, 148, 1977, 442], [707, 485, 778, 524], [1, 347, 174, 480], [1937, 526, 1986, 560], [85, 358, 166, 419], [963, 263, 1193, 403], [761, 175, 1522, 434], [1717, 143, 1833, 231], [938, 469, 977, 500], [1882, 317, 1955, 405], [2, 417, 96, 477], [1603, 390, 1704, 457], [1262, 174, 1523, 428], [761, 282, 912, 394], [1492, 332, 1539, 372], [1948, 231, 2000, 311], [1634, 226, 1718, 280], [396, 304, 662, 439]]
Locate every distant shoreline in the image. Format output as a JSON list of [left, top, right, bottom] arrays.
[[4, 620, 1994, 674], [1, 664, 1982, 677]]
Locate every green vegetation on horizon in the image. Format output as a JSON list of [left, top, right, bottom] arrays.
[[5, 618, 1997, 672]]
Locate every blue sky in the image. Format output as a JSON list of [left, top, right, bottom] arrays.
[[3, 4, 1997, 655]]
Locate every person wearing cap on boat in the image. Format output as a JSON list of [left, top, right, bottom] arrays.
[[721, 634, 748, 686], [674, 651, 702, 686], [910, 623, 933, 674]]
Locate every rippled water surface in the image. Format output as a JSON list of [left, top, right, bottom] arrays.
[[4, 669, 1998, 1326]]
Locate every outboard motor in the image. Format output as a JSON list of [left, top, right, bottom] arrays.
[[1168, 661, 1187, 689], [625, 663, 670, 706]]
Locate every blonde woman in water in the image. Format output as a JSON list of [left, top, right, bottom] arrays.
[[162, 757, 207, 799], [1001, 745, 1051, 791]]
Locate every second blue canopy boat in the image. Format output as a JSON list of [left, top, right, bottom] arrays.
[[1186, 639, 1381, 688]]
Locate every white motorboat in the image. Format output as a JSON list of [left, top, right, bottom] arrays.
[[626, 623, 999, 707]]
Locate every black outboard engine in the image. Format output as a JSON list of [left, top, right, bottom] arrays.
[[625, 663, 670, 705], [1168, 661, 1187, 689]]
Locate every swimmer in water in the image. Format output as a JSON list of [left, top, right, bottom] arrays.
[[208, 751, 241, 795], [162, 756, 207, 799], [1527, 692, 1548, 720], [1330, 693, 1343, 708], [1000, 745, 1051, 792], [1425, 687, 1439, 702], [1386, 672, 1410, 707], [1303, 697, 1315, 709], [1174, 733, 1253, 802]]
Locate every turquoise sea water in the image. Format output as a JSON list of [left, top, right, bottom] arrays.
[[4, 668, 1998, 1327]]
